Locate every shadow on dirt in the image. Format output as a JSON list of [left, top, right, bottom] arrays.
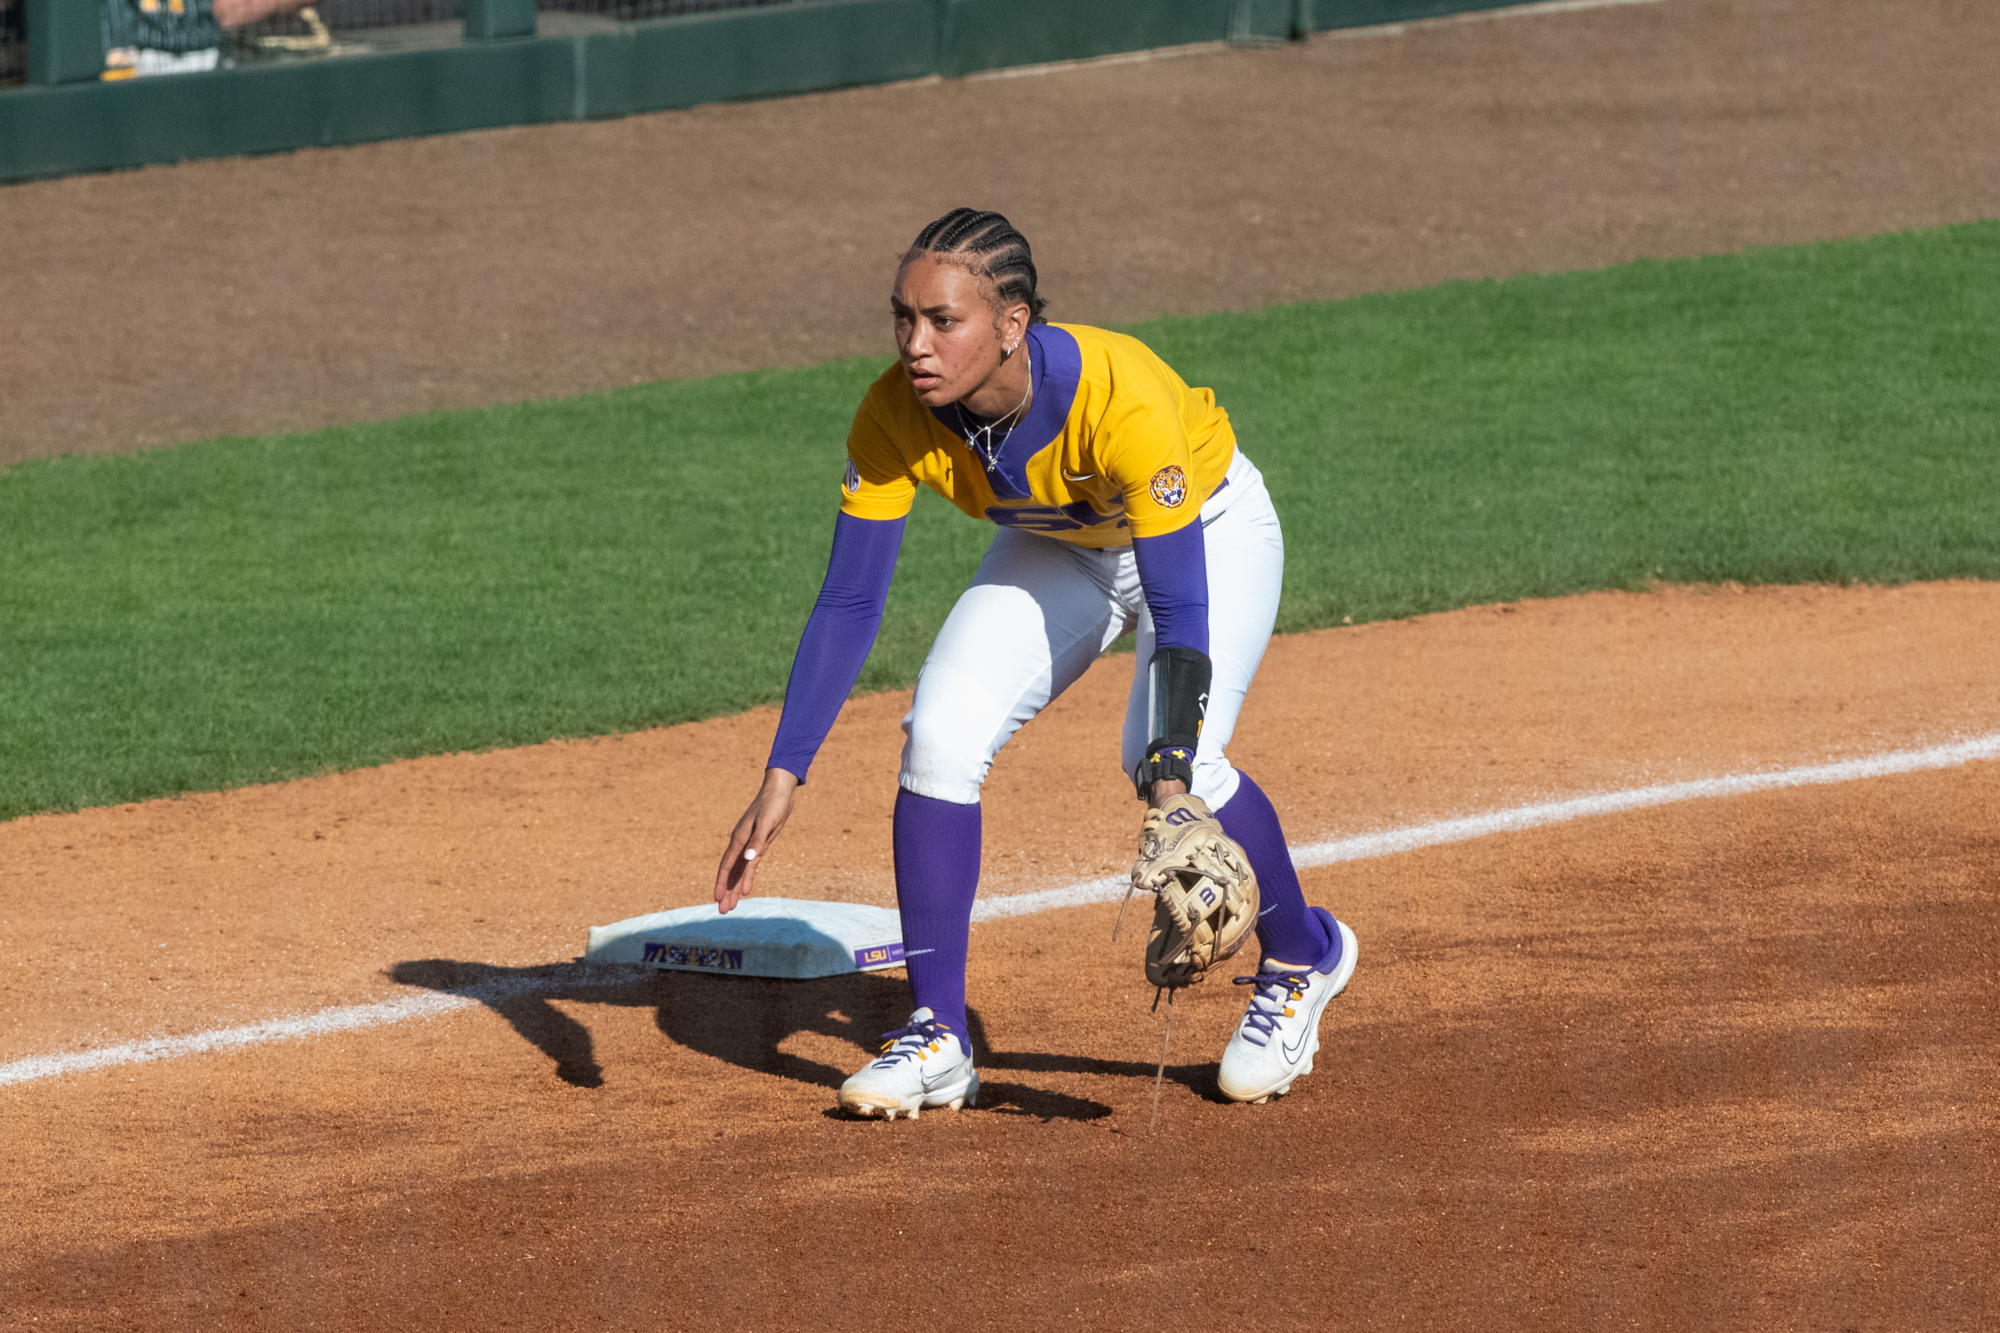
[[816, 1081, 1115, 1123], [387, 958, 1146, 1117], [981, 1048, 1228, 1104]]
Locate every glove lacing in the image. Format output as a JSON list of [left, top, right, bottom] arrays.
[[1231, 969, 1312, 1047]]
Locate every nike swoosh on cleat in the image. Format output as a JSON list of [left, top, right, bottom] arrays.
[[1281, 1029, 1312, 1065]]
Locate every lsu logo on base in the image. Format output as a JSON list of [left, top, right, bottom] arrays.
[[853, 941, 907, 970], [1149, 465, 1188, 508], [642, 941, 745, 971]]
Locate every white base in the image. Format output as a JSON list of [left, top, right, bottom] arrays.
[[585, 898, 904, 980]]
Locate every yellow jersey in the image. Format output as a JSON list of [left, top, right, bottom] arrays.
[[838, 322, 1237, 548]]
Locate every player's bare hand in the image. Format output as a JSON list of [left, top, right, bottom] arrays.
[[1144, 777, 1190, 808], [715, 768, 799, 913]]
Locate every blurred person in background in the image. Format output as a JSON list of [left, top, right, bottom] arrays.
[[102, 0, 322, 78]]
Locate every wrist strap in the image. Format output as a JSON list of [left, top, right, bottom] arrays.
[[1131, 647, 1211, 800]]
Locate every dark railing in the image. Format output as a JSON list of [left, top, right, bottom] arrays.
[[3, 0, 812, 86], [542, 0, 800, 20], [313, 0, 459, 22], [1, 0, 26, 87], [226, 0, 804, 60], [226, 0, 462, 62], [0, 0, 1344, 183]]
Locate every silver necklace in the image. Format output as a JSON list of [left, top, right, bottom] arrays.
[[954, 346, 1033, 469]]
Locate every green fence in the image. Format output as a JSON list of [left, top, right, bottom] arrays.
[[2, 0, 1517, 182]]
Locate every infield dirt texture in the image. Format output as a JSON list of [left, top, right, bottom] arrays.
[[4, 0, 1999, 1328]]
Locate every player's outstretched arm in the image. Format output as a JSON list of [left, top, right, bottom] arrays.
[[720, 512, 902, 912], [715, 767, 800, 913], [1129, 521, 1211, 808]]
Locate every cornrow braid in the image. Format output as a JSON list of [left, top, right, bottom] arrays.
[[903, 208, 1050, 324]]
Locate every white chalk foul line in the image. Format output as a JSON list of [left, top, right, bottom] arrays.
[[970, 732, 2000, 920], [1298, 731, 2000, 865], [0, 993, 475, 1088], [5, 731, 1996, 1088], [0, 971, 659, 1088]]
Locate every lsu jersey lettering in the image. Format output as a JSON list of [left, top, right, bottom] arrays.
[[839, 323, 1236, 548]]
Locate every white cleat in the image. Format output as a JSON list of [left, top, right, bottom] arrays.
[[1218, 909, 1357, 1105], [838, 1007, 979, 1121]]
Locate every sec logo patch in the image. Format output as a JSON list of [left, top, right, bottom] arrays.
[[843, 459, 860, 495], [1149, 465, 1189, 508]]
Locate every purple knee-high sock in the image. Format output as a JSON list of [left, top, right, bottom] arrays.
[[891, 787, 981, 1050], [1214, 771, 1332, 968]]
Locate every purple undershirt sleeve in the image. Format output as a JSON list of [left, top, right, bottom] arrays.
[[1131, 519, 1211, 656], [766, 511, 905, 783]]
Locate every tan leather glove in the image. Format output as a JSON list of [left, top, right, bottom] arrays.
[[1129, 794, 1260, 990]]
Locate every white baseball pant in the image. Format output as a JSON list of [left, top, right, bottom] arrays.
[[899, 449, 1283, 809]]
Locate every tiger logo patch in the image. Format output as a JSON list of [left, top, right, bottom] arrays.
[[1149, 465, 1189, 508]]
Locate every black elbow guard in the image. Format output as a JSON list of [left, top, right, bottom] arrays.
[[1131, 646, 1212, 800]]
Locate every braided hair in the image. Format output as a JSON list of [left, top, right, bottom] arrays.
[[903, 208, 1049, 324]]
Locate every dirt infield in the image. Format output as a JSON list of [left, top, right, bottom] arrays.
[[4, 581, 1998, 1329], [4, 0, 1999, 464], [6, 0, 1999, 1324]]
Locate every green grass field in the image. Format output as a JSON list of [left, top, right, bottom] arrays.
[[3, 222, 1996, 820]]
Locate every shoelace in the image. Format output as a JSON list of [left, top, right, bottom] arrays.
[[1231, 970, 1313, 1046], [871, 1016, 956, 1068]]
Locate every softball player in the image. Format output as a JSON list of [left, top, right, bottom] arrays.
[[714, 209, 1356, 1118]]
